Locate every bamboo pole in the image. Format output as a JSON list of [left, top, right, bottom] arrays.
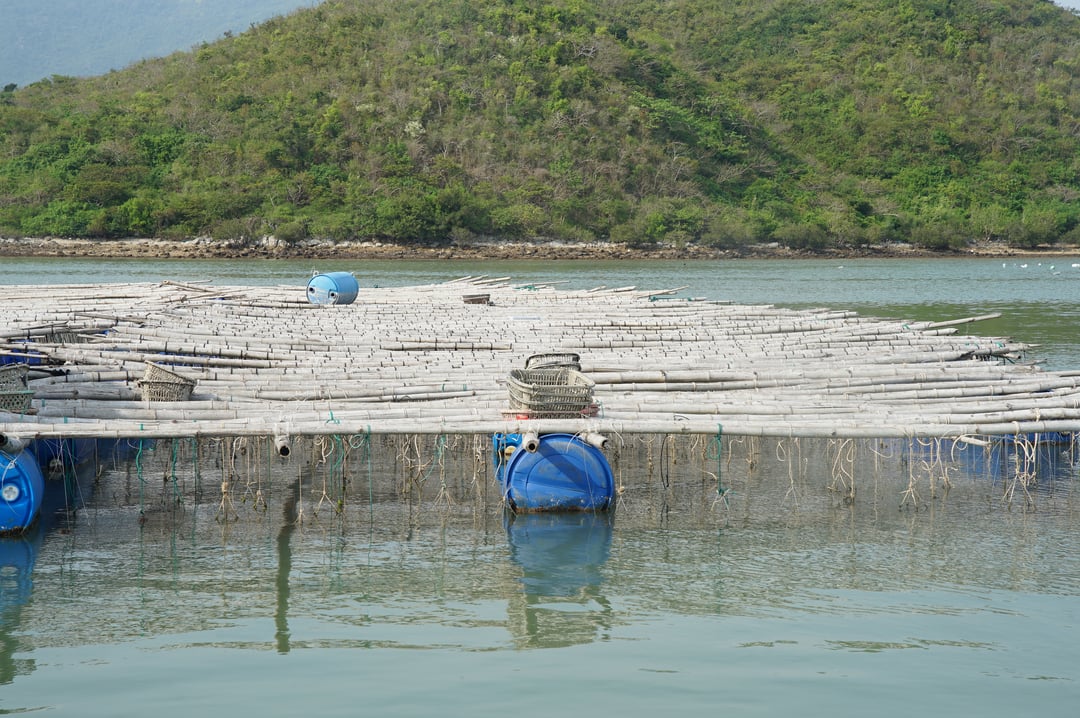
[[1, 278, 1076, 442]]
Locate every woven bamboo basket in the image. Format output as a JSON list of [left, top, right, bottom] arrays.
[[0, 363, 29, 391], [507, 367, 595, 417], [0, 389, 33, 414], [138, 362, 196, 402], [523, 352, 581, 371]]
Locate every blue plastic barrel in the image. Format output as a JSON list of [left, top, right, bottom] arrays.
[[306, 272, 359, 305], [1, 347, 42, 366], [501, 433, 614, 513], [492, 432, 525, 481], [0, 449, 45, 534]]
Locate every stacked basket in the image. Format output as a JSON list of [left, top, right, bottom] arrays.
[[523, 352, 581, 371], [506, 353, 594, 418], [0, 363, 32, 414], [137, 362, 196, 402]]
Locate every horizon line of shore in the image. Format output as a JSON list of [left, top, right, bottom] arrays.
[[3, 235, 1080, 261]]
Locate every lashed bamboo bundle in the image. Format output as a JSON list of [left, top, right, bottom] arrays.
[[1, 277, 1078, 442]]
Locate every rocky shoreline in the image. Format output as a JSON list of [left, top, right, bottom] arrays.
[[2, 235, 1079, 261]]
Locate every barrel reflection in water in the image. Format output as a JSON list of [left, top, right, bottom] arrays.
[[504, 511, 614, 649]]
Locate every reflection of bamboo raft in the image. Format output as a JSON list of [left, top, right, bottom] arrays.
[[0, 278, 1078, 440]]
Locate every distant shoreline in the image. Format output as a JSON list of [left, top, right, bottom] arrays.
[[2, 236, 1079, 261]]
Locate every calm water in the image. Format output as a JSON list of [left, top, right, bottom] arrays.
[[2, 256, 1080, 716]]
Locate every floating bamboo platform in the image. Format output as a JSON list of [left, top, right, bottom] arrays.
[[2, 276, 1080, 444]]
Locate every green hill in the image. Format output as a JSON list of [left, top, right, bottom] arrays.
[[2, 0, 1079, 252]]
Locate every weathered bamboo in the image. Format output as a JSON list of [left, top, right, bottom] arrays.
[[2, 413, 1078, 441], [2, 277, 1078, 441]]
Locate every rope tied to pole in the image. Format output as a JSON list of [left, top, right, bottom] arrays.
[[707, 423, 726, 496]]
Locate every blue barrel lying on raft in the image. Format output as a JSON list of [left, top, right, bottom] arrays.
[[306, 271, 359, 305], [0, 449, 45, 535], [493, 433, 614, 513], [0, 434, 104, 534]]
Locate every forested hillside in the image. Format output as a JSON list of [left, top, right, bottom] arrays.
[[2, 0, 1079, 252]]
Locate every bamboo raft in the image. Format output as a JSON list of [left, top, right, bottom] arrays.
[[2, 277, 1080, 444]]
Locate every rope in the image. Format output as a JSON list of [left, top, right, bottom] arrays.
[[170, 438, 181, 505], [364, 429, 373, 522], [418, 434, 448, 484], [192, 437, 201, 504], [715, 424, 726, 496], [349, 428, 374, 523], [135, 437, 146, 521]]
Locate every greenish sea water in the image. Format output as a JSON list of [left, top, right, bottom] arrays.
[[1, 257, 1078, 716]]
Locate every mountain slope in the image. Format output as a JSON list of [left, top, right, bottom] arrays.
[[1, 0, 1079, 251]]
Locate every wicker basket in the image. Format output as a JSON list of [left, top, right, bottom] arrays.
[[524, 352, 581, 371], [507, 367, 595, 417], [137, 380, 195, 402], [138, 362, 196, 402], [0, 363, 29, 391], [0, 389, 33, 414]]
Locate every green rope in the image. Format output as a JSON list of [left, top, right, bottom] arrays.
[[165, 439, 175, 501], [332, 434, 346, 503], [359, 428, 373, 524], [417, 434, 448, 484], [135, 438, 146, 520], [170, 438, 182, 505], [192, 438, 200, 497], [191, 438, 201, 535], [349, 429, 374, 523], [715, 424, 727, 496]]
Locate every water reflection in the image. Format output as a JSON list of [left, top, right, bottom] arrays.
[[950, 435, 1079, 494], [0, 522, 43, 684], [274, 475, 303, 654], [903, 435, 1079, 494], [504, 511, 614, 649], [0, 450, 104, 684]]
